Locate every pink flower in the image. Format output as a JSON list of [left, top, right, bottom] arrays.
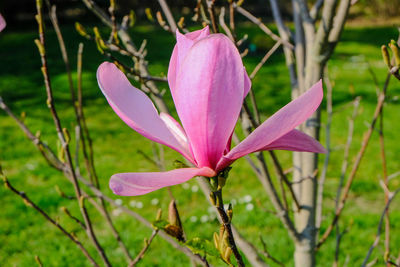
[[0, 14, 6, 32], [97, 27, 325, 196]]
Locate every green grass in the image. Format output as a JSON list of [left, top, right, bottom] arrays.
[[1, 21, 400, 267]]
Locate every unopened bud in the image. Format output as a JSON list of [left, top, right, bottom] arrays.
[[34, 39, 45, 56], [23, 198, 32, 207], [224, 247, 232, 263], [168, 200, 182, 228], [129, 10, 136, 27], [178, 17, 185, 29], [156, 208, 162, 220], [381, 45, 391, 68], [62, 128, 70, 144], [156, 11, 166, 27], [71, 232, 79, 241], [75, 22, 89, 39], [213, 232, 220, 250], [389, 41, 400, 67], [227, 203, 233, 221], [20, 111, 26, 122], [79, 195, 85, 208], [145, 8, 154, 22]]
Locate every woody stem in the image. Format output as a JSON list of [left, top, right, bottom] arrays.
[[211, 177, 245, 267]]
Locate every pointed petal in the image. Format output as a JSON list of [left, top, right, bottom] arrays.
[[109, 167, 216, 196], [174, 34, 245, 168], [261, 129, 326, 153], [97, 62, 193, 161], [168, 26, 210, 95], [221, 80, 323, 163], [0, 14, 5, 32]]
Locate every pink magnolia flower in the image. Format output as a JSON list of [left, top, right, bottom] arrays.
[[97, 26, 325, 196], [0, 14, 5, 32]]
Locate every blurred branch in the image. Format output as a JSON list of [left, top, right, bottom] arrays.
[[81, 0, 169, 113], [209, 177, 244, 266], [249, 41, 281, 79], [234, 3, 293, 50], [0, 97, 64, 171], [35, 1, 111, 265], [260, 236, 285, 267], [129, 230, 159, 267], [317, 74, 391, 250], [197, 177, 268, 267], [158, 0, 177, 33], [332, 96, 360, 265], [219, 7, 234, 42], [361, 188, 400, 267], [316, 70, 333, 232], [0, 167, 99, 267], [206, 0, 219, 33]]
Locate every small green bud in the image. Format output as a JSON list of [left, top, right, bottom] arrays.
[[227, 203, 233, 221], [145, 8, 154, 22], [389, 41, 400, 67], [168, 200, 182, 228], [156, 208, 162, 220], [213, 232, 220, 250], [62, 128, 70, 144], [224, 247, 232, 263], [34, 39, 45, 56], [381, 45, 391, 68], [129, 10, 136, 27]]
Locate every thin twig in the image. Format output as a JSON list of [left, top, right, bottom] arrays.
[[210, 177, 245, 266], [249, 41, 282, 79], [35, 2, 111, 265], [317, 74, 391, 250], [206, 0, 219, 33], [219, 7, 234, 42], [0, 97, 64, 171], [157, 0, 177, 33], [0, 168, 99, 267], [333, 97, 360, 265], [259, 236, 285, 266], [316, 70, 333, 232], [361, 188, 400, 267], [234, 4, 293, 50], [129, 230, 159, 266]]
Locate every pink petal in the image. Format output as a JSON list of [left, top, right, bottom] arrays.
[[244, 68, 251, 98], [0, 14, 5, 32], [97, 62, 193, 162], [159, 112, 196, 165], [174, 34, 245, 168], [168, 26, 210, 97], [217, 80, 323, 170], [109, 167, 216, 196], [261, 129, 326, 153]]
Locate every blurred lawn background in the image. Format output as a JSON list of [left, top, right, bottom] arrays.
[[1, 4, 400, 266]]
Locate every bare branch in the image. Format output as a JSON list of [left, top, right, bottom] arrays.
[[129, 230, 159, 266], [317, 74, 391, 249], [361, 188, 400, 267], [1, 168, 99, 267], [234, 3, 293, 50], [157, 0, 177, 33]]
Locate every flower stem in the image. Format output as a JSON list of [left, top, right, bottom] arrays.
[[210, 172, 245, 267]]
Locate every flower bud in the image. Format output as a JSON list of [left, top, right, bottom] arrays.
[[381, 45, 391, 68], [168, 200, 182, 228]]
